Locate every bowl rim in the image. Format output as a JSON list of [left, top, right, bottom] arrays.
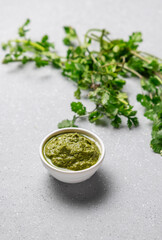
[[39, 127, 105, 174]]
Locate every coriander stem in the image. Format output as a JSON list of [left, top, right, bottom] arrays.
[[155, 73, 162, 82], [84, 29, 104, 43], [87, 48, 99, 65], [13, 39, 45, 51], [101, 62, 143, 79], [2, 58, 34, 64], [77, 37, 81, 45], [90, 51, 100, 54], [86, 35, 99, 42], [139, 51, 162, 62], [121, 64, 143, 79], [131, 50, 162, 81], [85, 29, 104, 36], [41, 51, 61, 59], [76, 35, 82, 46], [91, 33, 100, 40], [131, 50, 150, 63], [75, 107, 98, 120], [100, 30, 105, 48], [101, 62, 115, 68], [75, 114, 89, 120], [155, 72, 162, 79], [90, 54, 98, 64]]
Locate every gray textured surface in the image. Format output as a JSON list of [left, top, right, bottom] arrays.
[[0, 0, 162, 239]]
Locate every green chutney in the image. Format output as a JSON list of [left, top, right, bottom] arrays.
[[43, 133, 100, 171]]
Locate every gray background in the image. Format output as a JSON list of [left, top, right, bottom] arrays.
[[0, 0, 162, 239]]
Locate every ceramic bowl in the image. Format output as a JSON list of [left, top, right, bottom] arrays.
[[39, 128, 105, 183]]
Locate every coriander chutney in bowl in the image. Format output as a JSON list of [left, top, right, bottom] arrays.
[[39, 128, 105, 183]]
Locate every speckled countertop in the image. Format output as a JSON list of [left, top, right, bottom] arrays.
[[0, 0, 162, 239]]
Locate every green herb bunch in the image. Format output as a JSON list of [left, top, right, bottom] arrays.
[[2, 20, 162, 155]]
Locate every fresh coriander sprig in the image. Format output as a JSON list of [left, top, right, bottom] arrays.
[[2, 20, 162, 155], [2, 20, 63, 68]]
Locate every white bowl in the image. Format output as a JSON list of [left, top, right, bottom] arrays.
[[39, 128, 105, 183]]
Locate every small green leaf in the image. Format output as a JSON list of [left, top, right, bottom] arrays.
[[63, 26, 77, 46], [52, 58, 61, 68], [71, 102, 86, 115], [64, 26, 77, 37], [127, 116, 139, 128], [18, 19, 30, 37], [149, 76, 161, 86], [41, 35, 48, 42], [144, 109, 155, 121], [24, 19, 30, 26], [136, 94, 143, 102], [151, 132, 162, 154], [113, 79, 126, 89], [41, 35, 55, 49], [74, 88, 81, 99], [131, 117, 139, 127], [106, 103, 118, 116], [136, 93, 152, 109], [117, 92, 128, 104], [58, 119, 77, 128], [127, 118, 132, 129], [113, 45, 120, 53], [88, 111, 103, 123], [2, 43, 8, 50], [128, 111, 137, 117], [74, 63, 85, 72], [34, 57, 49, 67], [111, 115, 122, 128], [101, 92, 109, 105], [148, 60, 159, 72], [22, 56, 29, 64], [129, 32, 142, 43], [63, 37, 71, 46]]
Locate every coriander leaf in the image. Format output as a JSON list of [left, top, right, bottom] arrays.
[[129, 32, 142, 43], [64, 26, 77, 36], [111, 115, 122, 128], [74, 88, 81, 99], [113, 79, 126, 89], [136, 93, 152, 109], [71, 102, 86, 115], [18, 19, 30, 37], [88, 111, 103, 123], [117, 92, 128, 104], [144, 109, 155, 121], [128, 111, 137, 117], [127, 118, 133, 129], [131, 117, 139, 127], [63, 38, 71, 46], [39, 35, 55, 50], [52, 58, 62, 68], [149, 76, 161, 86], [136, 93, 143, 102], [101, 92, 109, 105], [128, 32, 142, 50], [34, 57, 49, 67], [148, 60, 159, 72], [2, 43, 8, 50], [22, 56, 30, 64], [151, 129, 162, 154], [58, 119, 77, 128], [63, 26, 78, 46], [127, 117, 139, 128]]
